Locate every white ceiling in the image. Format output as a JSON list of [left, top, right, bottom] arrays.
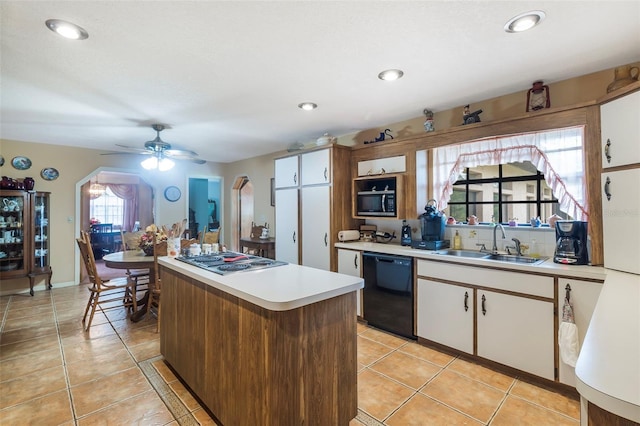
[[1, 1, 639, 164]]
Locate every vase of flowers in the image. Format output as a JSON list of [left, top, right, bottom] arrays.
[[139, 224, 168, 256]]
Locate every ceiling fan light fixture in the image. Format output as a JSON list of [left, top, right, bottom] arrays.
[[141, 156, 158, 170], [378, 69, 404, 81], [158, 158, 175, 171], [45, 19, 89, 40], [504, 11, 545, 33], [298, 102, 317, 111]]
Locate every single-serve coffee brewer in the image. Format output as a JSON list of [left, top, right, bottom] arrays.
[[554, 220, 589, 265], [411, 199, 449, 250]]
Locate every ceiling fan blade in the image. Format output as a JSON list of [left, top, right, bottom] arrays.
[[164, 149, 206, 164], [100, 151, 153, 156], [115, 143, 153, 154]]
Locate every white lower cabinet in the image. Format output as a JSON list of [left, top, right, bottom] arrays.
[[417, 279, 473, 354], [275, 188, 299, 264], [416, 259, 555, 380], [557, 278, 602, 386], [476, 289, 555, 380], [337, 249, 362, 316]]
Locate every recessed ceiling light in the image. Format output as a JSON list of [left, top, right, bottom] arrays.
[[504, 11, 545, 33], [298, 102, 317, 111], [45, 19, 89, 40], [378, 69, 404, 81]]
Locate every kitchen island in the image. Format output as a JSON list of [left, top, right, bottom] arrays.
[[157, 256, 364, 426]]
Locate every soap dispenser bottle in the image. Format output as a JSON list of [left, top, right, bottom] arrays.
[[453, 230, 462, 249]]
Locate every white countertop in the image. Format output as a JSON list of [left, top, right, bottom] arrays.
[[575, 269, 640, 423], [158, 257, 364, 311], [335, 241, 607, 281]]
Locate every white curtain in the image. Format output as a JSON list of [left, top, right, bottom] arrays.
[[433, 126, 587, 221]]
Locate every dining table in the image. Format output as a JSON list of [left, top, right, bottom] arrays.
[[102, 250, 155, 322], [239, 237, 275, 259]]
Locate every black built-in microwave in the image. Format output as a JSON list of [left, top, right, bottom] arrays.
[[356, 177, 397, 217]]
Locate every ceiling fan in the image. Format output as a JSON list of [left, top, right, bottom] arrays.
[[104, 124, 206, 170]]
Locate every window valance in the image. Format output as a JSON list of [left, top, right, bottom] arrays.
[[433, 126, 587, 221]]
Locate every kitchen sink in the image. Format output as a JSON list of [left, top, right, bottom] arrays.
[[435, 249, 547, 265], [483, 254, 547, 264], [435, 249, 491, 258]]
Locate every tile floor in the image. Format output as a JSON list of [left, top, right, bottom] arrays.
[[0, 283, 579, 425]]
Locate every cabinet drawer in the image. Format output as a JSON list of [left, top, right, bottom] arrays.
[[417, 260, 553, 298]]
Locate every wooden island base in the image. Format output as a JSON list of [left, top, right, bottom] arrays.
[[160, 267, 358, 426]]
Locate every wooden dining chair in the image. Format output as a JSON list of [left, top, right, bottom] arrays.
[[120, 230, 150, 284], [77, 230, 138, 331], [146, 232, 163, 333], [197, 230, 219, 244]]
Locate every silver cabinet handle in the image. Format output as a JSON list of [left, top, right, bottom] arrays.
[[293, 172, 297, 185], [604, 139, 611, 164], [292, 231, 296, 243], [481, 294, 487, 316], [323, 167, 328, 181], [324, 232, 328, 247], [464, 291, 469, 312], [604, 176, 611, 201], [354, 254, 358, 269]]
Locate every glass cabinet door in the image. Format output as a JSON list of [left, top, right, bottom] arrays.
[[0, 190, 28, 276], [33, 192, 50, 270]]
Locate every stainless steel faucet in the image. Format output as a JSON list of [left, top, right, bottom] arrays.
[[492, 223, 506, 253]]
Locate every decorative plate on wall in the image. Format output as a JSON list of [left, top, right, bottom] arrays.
[[11, 156, 32, 170], [41, 167, 59, 181]]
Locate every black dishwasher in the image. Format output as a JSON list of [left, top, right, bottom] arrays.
[[362, 252, 415, 339]]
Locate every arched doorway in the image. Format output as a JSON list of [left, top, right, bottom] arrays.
[[231, 176, 254, 251], [76, 168, 154, 283]]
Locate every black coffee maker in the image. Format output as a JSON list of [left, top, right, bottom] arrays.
[[554, 220, 589, 265], [411, 199, 449, 250]]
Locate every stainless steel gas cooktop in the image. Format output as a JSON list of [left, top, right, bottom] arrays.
[[176, 252, 287, 275]]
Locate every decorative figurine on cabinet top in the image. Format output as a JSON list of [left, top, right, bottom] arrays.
[[526, 80, 551, 112], [423, 108, 435, 132], [462, 104, 483, 125]]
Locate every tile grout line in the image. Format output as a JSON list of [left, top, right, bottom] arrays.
[[52, 289, 81, 426], [103, 306, 199, 425]]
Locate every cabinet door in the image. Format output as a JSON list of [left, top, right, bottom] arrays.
[[338, 249, 362, 316], [602, 169, 640, 274], [301, 149, 331, 186], [275, 188, 299, 264], [557, 278, 602, 386], [417, 279, 473, 354], [275, 156, 299, 189], [301, 185, 330, 270], [477, 290, 554, 380], [601, 90, 640, 168]]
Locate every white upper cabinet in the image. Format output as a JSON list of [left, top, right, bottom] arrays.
[[275, 156, 299, 189], [600, 90, 640, 168], [301, 149, 331, 186]]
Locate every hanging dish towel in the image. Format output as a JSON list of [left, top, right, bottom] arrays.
[[558, 297, 580, 367]]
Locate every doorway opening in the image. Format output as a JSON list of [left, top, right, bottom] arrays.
[[188, 176, 222, 240], [76, 169, 153, 283], [231, 176, 255, 251]]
